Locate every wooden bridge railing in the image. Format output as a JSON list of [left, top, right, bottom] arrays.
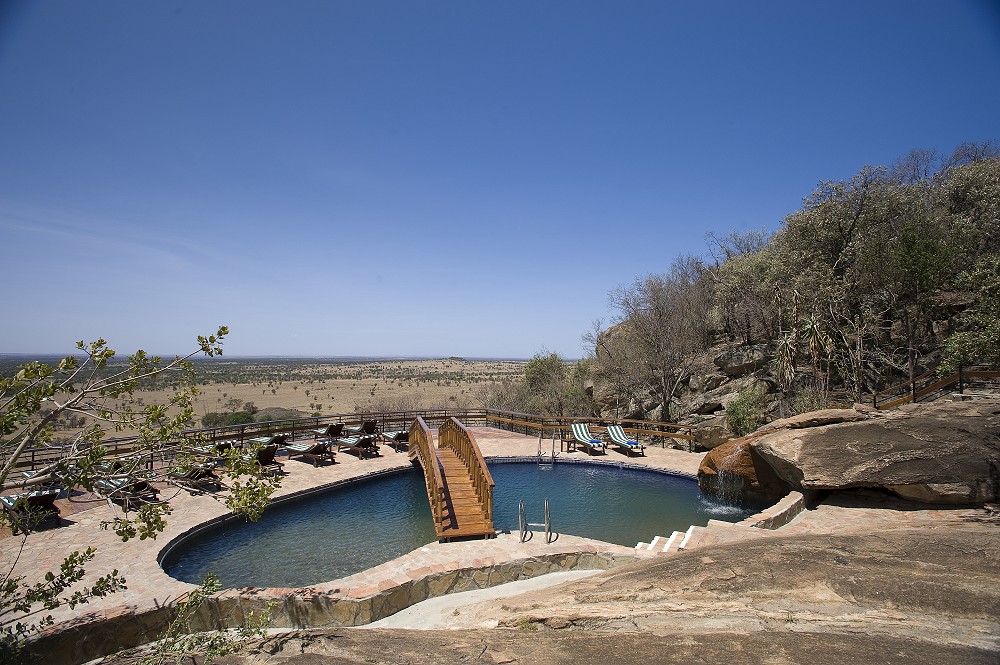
[[873, 365, 1000, 410], [408, 417, 444, 527], [438, 417, 494, 525]]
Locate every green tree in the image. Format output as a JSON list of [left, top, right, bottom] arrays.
[[724, 385, 768, 437], [940, 255, 1000, 372], [522, 352, 593, 417], [0, 327, 280, 661]]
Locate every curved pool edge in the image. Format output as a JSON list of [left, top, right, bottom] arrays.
[[32, 535, 639, 665], [157, 464, 417, 568], [157, 454, 706, 574], [25, 432, 725, 664], [197, 537, 637, 630]]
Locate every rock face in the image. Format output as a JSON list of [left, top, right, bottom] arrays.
[[124, 523, 1000, 664], [691, 419, 731, 450], [713, 346, 767, 377], [750, 401, 1000, 504], [698, 436, 790, 501]]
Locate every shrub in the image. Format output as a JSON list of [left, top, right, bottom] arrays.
[[725, 386, 767, 436], [201, 411, 255, 427], [792, 387, 828, 415]]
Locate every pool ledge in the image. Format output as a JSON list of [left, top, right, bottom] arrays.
[[205, 533, 637, 629], [20, 428, 706, 664]]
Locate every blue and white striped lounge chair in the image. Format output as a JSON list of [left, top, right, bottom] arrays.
[[241, 442, 285, 474], [312, 423, 344, 441], [168, 459, 220, 490], [606, 425, 646, 457], [94, 475, 159, 509], [345, 420, 378, 437], [570, 423, 605, 455]]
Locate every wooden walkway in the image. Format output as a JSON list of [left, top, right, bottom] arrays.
[[410, 417, 495, 542]]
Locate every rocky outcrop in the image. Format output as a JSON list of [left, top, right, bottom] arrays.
[[697, 436, 791, 501], [757, 406, 872, 432], [749, 401, 1000, 504], [713, 346, 767, 377], [688, 372, 727, 392], [690, 418, 731, 450], [111, 523, 1000, 664]]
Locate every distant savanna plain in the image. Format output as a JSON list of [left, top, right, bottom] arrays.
[[144, 357, 523, 427]]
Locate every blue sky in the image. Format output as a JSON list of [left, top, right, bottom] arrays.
[[1, 1, 998, 359]]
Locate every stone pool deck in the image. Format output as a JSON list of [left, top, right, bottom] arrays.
[[4, 428, 706, 662], [8, 426, 996, 664]]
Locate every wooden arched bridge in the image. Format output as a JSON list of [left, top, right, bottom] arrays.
[[409, 417, 495, 542]]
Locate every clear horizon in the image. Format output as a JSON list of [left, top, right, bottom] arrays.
[[2, 1, 998, 358]]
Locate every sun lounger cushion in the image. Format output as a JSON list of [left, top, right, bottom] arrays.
[[606, 425, 644, 447]]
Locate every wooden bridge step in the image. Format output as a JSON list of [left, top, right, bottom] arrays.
[[420, 423, 494, 540]]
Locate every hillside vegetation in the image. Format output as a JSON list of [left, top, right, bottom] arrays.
[[488, 142, 1000, 425]]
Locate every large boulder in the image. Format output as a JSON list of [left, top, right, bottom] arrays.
[[750, 401, 1000, 504], [713, 347, 767, 377], [691, 398, 724, 415], [698, 437, 791, 502], [689, 373, 727, 392], [691, 418, 731, 450]]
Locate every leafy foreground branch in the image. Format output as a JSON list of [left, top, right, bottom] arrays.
[[136, 574, 270, 665], [0, 327, 280, 663], [0, 546, 126, 663]]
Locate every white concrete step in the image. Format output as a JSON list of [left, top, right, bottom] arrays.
[[661, 531, 683, 553], [678, 525, 695, 550], [637, 525, 698, 555]]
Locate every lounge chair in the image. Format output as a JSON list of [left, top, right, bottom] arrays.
[[94, 475, 159, 510], [344, 420, 378, 437], [20, 468, 61, 491], [381, 430, 409, 453], [337, 434, 380, 459], [286, 440, 336, 467], [1, 489, 61, 534], [244, 442, 284, 474], [168, 459, 220, 491], [247, 433, 288, 449], [570, 423, 606, 455], [192, 439, 235, 457], [605, 424, 646, 457], [312, 422, 344, 441]]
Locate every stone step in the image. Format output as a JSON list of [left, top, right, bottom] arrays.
[[678, 525, 695, 550], [661, 530, 683, 554], [678, 525, 709, 551]]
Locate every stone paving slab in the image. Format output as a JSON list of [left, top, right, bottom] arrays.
[[0, 427, 704, 632], [9, 425, 995, 665]]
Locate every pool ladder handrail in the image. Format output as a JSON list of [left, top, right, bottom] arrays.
[[537, 432, 557, 467], [518, 498, 552, 544]]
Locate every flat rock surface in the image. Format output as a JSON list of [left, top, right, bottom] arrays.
[[107, 505, 1000, 664]]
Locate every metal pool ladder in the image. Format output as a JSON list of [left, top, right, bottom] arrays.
[[518, 498, 553, 544], [537, 432, 557, 468]]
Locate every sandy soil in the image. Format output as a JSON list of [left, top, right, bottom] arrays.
[[45, 358, 523, 439]]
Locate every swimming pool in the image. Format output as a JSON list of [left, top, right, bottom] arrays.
[[161, 461, 765, 589]]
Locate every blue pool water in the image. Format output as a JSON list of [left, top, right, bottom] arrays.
[[162, 462, 765, 589]]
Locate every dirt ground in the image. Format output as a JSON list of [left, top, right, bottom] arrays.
[[186, 358, 522, 416], [44, 358, 523, 439]]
